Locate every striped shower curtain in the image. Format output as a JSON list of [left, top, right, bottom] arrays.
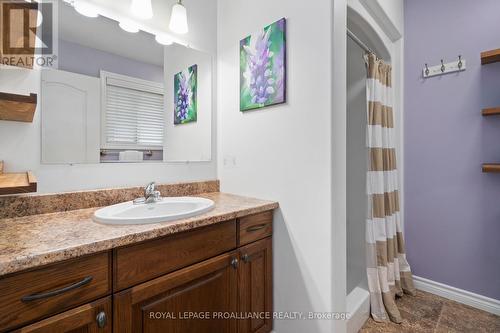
[[365, 53, 416, 323]]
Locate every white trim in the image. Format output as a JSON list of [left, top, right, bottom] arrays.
[[347, 287, 370, 333], [396, 37, 405, 234], [359, 0, 402, 42], [332, 1, 348, 333], [413, 276, 500, 315]]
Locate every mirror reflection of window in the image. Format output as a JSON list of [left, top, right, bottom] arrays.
[[100, 71, 164, 163]]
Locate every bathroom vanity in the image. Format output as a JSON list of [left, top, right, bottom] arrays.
[[0, 181, 277, 333]]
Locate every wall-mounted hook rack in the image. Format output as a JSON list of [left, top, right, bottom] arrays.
[[423, 55, 466, 78]]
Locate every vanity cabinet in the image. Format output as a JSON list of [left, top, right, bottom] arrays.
[[0, 211, 274, 333]]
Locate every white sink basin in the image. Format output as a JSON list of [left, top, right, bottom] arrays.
[[93, 197, 215, 225]]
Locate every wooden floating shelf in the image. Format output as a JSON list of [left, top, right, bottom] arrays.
[[481, 48, 500, 65], [482, 107, 500, 116], [0, 92, 37, 122], [482, 164, 500, 173], [0, 161, 37, 195]]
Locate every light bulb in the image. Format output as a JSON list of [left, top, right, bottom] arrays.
[[74, 0, 99, 18], [169, 1, 188, 34], [119, 20, 140, 33], [130, 0, 153, 20], [155, 34, 173, 46]]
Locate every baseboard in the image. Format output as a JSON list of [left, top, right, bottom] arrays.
[[413, 275, 500, 315], [347, 287, 370, 333]]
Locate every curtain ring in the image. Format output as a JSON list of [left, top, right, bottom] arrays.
[[440, 59, 445, 73], [425, 63, 430, 76], [458, 55, 463, 69]]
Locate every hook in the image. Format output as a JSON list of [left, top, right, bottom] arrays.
[[440, 59, 445, 73], [458, 55, 463, 69], [425, 63, 429, 76]]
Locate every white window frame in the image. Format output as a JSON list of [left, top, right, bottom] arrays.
[[100, 70, 165, 150]]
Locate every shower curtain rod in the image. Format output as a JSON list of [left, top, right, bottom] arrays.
[[347, 28, 375, 55]]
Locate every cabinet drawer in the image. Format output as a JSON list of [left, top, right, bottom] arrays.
[[12, 296, 112, 333], [114, 220, 237, 291], [238, 211, 273, 246], [0, 252, 111, 332]]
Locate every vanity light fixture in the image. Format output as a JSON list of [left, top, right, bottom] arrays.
[[70, 0, 180, 47], [130, 0, 153, 20], [119, 20, 140, 33], [74, 0, 99, 18], [155, 34, 174, 46], [169, 0, 188, 34]]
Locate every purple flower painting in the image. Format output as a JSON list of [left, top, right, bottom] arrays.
[[240, 18, 286, 111], [174, 64, 197, 124]]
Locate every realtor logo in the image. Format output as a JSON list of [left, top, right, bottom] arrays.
[[1, 0, 58, 68]]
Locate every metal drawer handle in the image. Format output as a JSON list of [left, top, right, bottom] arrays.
[[231, 258, 239, 269], [96, 311, 107, 328], [21, 276, 93, 302], [246, 224, 267, 232], [241, 254, 250, 263]]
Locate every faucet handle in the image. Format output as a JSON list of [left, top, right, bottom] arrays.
[[153, 190, 162, 202]]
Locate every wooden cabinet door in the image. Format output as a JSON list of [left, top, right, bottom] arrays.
[[238, 237, 273, 333], [12, 297, 111, 333], [114, 251, 239, 333]]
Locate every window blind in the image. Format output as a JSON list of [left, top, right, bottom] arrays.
[[104, 75, 164, 148]]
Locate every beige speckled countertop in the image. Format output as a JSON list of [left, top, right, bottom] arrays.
[[0, 192, 278, 277]]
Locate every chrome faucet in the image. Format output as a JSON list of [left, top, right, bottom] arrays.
[[133, 182, 162, 204], [144, 182, 156, 198]]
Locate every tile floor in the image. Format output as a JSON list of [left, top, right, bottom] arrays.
[[360, 290, 500, 333]]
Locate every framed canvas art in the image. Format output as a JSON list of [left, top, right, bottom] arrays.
[[174, 64, 197, 124], [240, 18, 286, 111]]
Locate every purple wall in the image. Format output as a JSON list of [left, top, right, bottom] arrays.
[[405, 0, 500, 300], [58, 40, 163, 83]]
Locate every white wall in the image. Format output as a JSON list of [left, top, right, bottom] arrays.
[[217, 1, 334, 332], [0, 0, 217, 194]]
